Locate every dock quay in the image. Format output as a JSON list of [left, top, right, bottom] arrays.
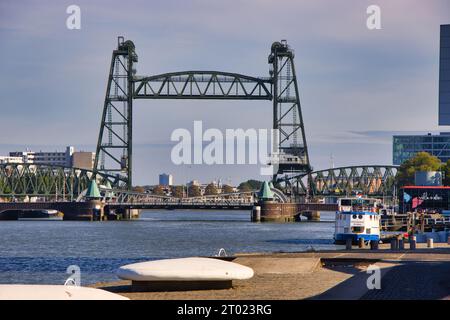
[[93, 244, 450, 300]]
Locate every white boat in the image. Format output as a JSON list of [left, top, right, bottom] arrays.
[[0, 285, 128, 300], [334, 197, 381, 244]]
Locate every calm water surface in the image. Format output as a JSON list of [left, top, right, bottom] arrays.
[[0, 210, 341, 285]]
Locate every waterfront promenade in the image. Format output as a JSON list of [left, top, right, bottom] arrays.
[[93, 244, 450, 300]]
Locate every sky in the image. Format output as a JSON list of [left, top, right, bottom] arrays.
[[0, 0, 449, 185]]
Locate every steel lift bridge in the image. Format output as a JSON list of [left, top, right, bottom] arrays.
[[0, 37, 398, 201], [94, 37, 311, 192]]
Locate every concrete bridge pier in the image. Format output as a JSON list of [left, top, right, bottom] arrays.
[[300, 210, 320, 221], [105, 207, 140, 220], [251, 206, 261, 222], [62, 200, 104, 221]]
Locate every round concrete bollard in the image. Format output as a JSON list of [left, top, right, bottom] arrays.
[[390, 238, 398, 251], [370, 240, 379, 250], [410, 236, 416, 250], [358, 237, 365, 249], [427, 238, 434, 248], [345, 238, 352, 250]]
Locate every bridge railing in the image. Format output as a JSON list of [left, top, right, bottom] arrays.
[[99, 188, 257, 206]]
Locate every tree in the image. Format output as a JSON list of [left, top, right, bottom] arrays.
[[204, 183, 218, 195], [222, 184, 234, 194], [238, 179, 263, 191], [171, 185, 184, 198], [238, 182, 252, 192], [247, 179, 263, 190], [152, 185, 165, 196], [396, 152, 442, 187], [188, 185, 201, 197], [440, 159, 450, 186], [133, 186, 145, 193]]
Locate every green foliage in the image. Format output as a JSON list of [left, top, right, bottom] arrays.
[[171, 185, 184, 198], [396, 152, 443, 187], [188, 185, 201, 197], [152, 185, 165, 196], [204, 183, 218, 195], [442, 160, 450, 186], [133, 186, 145, 193], [222, 184, 234, 193], [238, 179, 263, 191]]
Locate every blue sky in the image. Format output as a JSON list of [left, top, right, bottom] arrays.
[[0, 0, 449, 185]]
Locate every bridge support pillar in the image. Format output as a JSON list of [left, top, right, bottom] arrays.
[[127, 209, 140, 220], [251, 206, 261, 222], [258, 201, 297, 222], [61, 200, 104, 221], [106, 207, 140, 220], [301, 210, 320, 221]]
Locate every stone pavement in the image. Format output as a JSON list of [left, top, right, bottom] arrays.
[[361, 261, 450, 300], [95, 246, 450, 300]]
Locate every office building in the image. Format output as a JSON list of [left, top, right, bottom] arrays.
[[393, 133, 450, 164], [10, 146, 74, 167], [3, 146, 95, 169], [159, 173, 173, 186], [439, 24, 450, 125], [0, 156, 23, 164]]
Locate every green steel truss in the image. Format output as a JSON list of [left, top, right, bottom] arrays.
[[134, 71, 272, 100], [0, 163, 123, 199], [291, 165, 399, 197], [94, 38, 311, 189], [268, 41, 311, 177], [94, 37, 137, 189]]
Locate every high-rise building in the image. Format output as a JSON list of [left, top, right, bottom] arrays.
[[159, 173, 173, 186], [438, 24, 450, 125], [393, 133, 450, 164]]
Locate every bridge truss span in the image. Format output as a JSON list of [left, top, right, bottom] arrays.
[[133, 71, 272, 100], [0, 163, 125, 199], [291, 165, 399, 197]]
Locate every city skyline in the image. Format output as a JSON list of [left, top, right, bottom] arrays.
[[1, 0, 450, 185]]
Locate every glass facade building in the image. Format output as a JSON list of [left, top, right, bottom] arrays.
[[439, 24, 450, 125], [393, 133, 450, 165]]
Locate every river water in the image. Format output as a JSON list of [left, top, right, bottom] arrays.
[[0, 210, 341, 285]]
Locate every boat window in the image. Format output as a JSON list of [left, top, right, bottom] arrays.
[[366, 228, 371, 234], [351, 226, 364, 233], [340, 199, 352, 206]]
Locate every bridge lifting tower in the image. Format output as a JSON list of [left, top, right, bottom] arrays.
[[94, 37, 137, 189], [268, 41, 312, 192]]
